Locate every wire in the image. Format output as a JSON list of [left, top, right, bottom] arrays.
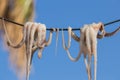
[[0, 17, 24, 26], [104, 19, 120, 26], [0, 17, 120, 31]]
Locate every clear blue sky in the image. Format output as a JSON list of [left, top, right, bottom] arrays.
[[0, 0, 120, 80]]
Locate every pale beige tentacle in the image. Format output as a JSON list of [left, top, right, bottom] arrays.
[[55, 28, 59, 55], [38, 28, 53, 58], [45, 28, 54, 46], [26, 23, 38, 80], [37, 23, 46, 59], [5, 22, 32, 48], [62, 27, 82, 62], [71, 31, 80, 42], [84, 55, 91, 80], [97, 27, 120, 39], [62, 27, 72, 50], [37, 24, 46, 47], [37, 48, 44, 59], [25, 22, 33, 80], [66, 48, 82, 62]]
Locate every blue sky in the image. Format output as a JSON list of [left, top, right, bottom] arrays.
[[0, 0, 120, 80]]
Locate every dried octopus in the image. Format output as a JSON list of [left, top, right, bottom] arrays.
[[2, 20, 54, 80], [62, 22, 120, 80]]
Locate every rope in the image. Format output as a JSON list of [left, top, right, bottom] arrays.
[[0, 17, 120, 31]]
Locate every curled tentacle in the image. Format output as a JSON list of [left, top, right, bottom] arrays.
[[37, 24, 46, 47], [37, 23, 46, 59], [37, 27, 54, 59], [97, 27, 120, 39], [6, 22, 32, 48], [95, 23, 105, 39], [62, 27, 82, 62], [2, 19, 27, 48], [65, 49, 82, 62], [45, 28, 54, 46], [62, 27, 72, 50]]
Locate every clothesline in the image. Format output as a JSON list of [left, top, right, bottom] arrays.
[[0, 17, 120, 31]]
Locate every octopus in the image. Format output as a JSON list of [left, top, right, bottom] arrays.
[[2, 20, 54, 80], [62, 22, 120, 80]]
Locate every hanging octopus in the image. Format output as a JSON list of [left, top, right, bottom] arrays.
[[2, 20, 54, 80], [62, 22, 120, 80]]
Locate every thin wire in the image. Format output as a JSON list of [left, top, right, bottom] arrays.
[[0, 17, 24, 26], [104, 19, 120, 26], [0, 17, 120, 31]]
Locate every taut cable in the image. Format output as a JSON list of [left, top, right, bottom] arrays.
[[0, 17, 120, 31]]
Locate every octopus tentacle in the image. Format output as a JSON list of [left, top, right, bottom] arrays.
[[26, 23, 38, 80], [97, 27, 120, 39], [8, 22, 32, 48], [62, 27, 82, 62], [62, 27, 72, 50], [55, 28, 59, 55], [45, 28, 54, 46], [71, 31, 80, 42], [36, 23, 46, 59], [2, 19, 26, 48]]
